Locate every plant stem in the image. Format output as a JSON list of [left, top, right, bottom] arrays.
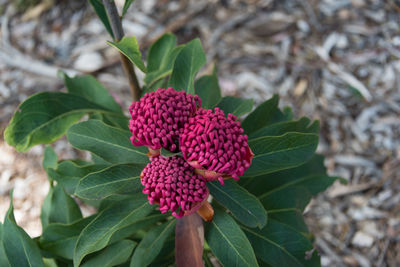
[[102, 0, 141, 101]]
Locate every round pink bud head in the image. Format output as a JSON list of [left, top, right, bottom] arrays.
[[180, 108, 254, 185], [140, 156, 209, 218], [129, 88, 201, 153]]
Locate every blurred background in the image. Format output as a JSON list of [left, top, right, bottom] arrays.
[[0, 0, 399, 266]]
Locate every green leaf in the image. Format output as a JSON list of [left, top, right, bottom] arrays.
[[168, 38, 206, 95], [2, 193, 45, 267], [43, 145, 58, 171], [40, 186, 53, 230], [205, 207, 259, 267], [40, 215, 95, 260], [4, 92, 118, 152], [48, 160, 109, 194], [67, 120, 149, 164], [245, 133, 318, 177], [0, 223, 11, 267], [75, 163, 145, 200], [89, 0, 114, 38], [145, 45, 185, 87], [63, 73, 122, 113], [73, 195, 153, 266], [122, 0, 135, 17], [146, 33, 176, 72], [49, 185, 82, 224], [160, 147, 182, 158], [216, 96, 254, 117], [249, 118, 319, 139], [241, 212, 320, 267], [208, 180, 267, 228], [243, 155, 337, 211], [195, 73, 222, 109], [81, 239, 136, 267], [108, 36, 147, 73], [242, 94, 285, 135], [130, 220, 176, 267]]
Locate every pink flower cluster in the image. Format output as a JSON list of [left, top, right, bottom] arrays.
[[129, 87, 253, 219], [129, 88, 201, 152], [180, 108, 253, 185], [141, 156, 208, 218]]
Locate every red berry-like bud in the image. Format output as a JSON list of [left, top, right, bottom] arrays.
[[129, 88, 201, 154], [141, 156, 209, 218], [180, 108, 253, 185]]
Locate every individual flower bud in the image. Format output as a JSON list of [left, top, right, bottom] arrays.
[[141, 156, 212, 220], [180, 108, 254, 185], [129, 88, 201, 155]]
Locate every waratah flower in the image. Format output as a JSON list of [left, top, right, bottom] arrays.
[[141, 155, 212, 220], [180, 108, 254, 185], [129, 88, 201, 155]]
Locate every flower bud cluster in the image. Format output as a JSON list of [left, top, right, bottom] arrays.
[[129, 87, 253, 219], [141, 156, 208, 218]]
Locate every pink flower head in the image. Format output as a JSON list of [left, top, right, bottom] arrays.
[[140, 156, 209, 218], [129, 88, 201, 154], [180, 108, 254, 185]]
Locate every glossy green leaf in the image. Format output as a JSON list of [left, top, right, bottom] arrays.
[[147, 33, 176, 72], [63, 74, 122, 113], [49, 184, 82, 224], [0, 223, 11, 267], [195, 73, 222, 109], [242, 210, 320, 267], [245, 133, 318, 177], [4, 92, 117, 152], [40, 186, 53, 230], [48, 160, 109, 194], [89, 0, 114, 38], [73, 195, 153, 266], [242, 94, 284, 135], [168, 38, 206, 95], [43, 145, 58, 171], [81, 239, 136, 267], [122, 0, 135, 17], [244, 155, 338, 211], [3, 194, 45, 267], [108, 36, 147, 73], [67, 120, 149, 164], [208, 180, 267, 228], [216, 96, 254, 117], [40, 216, 95, 260], [249, 117, 320, 139], [148, 236, 175, 267], [75, 163, 145, 200], [130, 220, 176, 267], [205, 207, 258, 267]]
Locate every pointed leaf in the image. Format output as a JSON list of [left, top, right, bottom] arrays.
[[4, 92, 119, 152], [49, 184, 82, 224], [3, 194, 45, 267], [242, 214, 320, 267], [249, 118, 320, 139], [242, 94, 285, 135], [195, 73, 222, 109], [67, 120, 149, 164], [48, 160, 109, 194], [81, 239, 136, 267], [130, 220, 176, 267], [245, 133, 318, 177], [73, 195, 153, 266], [108, 36, 147, 73], [89, 0, 114, 38], [168, 38, 206, 95], [40, 215, 95, 260], [208, 180, 267, 228], [0, 223, 11, 267], [75, 163, 145, 200], [122, 0, 135, 17], [216, 96, 253, 117], [146, 33, 176, 73]]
